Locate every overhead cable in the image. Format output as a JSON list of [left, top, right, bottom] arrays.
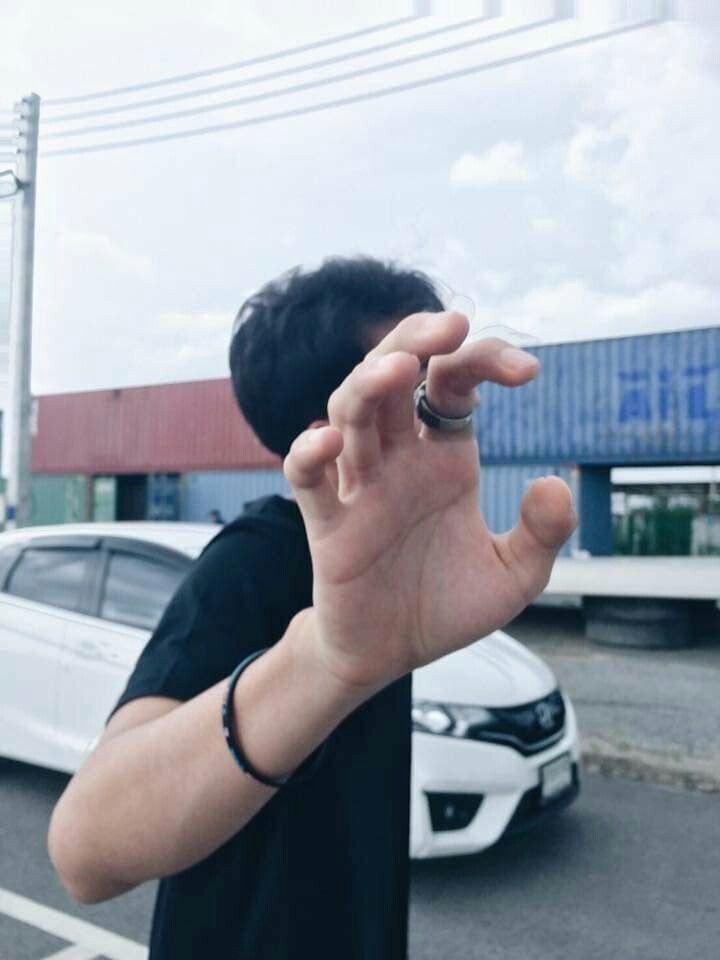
[[41, 16, 663, 158], [42, 14, 422, 107], [43, 14, 495, 124], [41, 16, 555, 140]]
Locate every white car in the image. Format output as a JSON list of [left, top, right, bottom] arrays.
[[0, 521, 581, 859]]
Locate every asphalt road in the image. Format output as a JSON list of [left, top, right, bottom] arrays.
[[1, 760, 718, 959], [509, 607, 720, 791]]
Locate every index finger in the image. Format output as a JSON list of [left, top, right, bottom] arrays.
[[366, 310, 469, 366]]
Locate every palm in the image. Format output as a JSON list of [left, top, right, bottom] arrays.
[[285, 314, 575, 690], [308, 435, 537, 685]]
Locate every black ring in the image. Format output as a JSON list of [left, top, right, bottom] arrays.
[[222, 647, 329, 788]]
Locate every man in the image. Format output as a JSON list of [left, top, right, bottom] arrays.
[[48, 257, 575, 959]]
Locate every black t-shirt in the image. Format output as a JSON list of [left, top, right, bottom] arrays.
[[107, 495, 412, 960]]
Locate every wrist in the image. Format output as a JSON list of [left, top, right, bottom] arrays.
[[284, 608, 387, 713]]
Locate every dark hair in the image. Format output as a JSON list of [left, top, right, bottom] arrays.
[[229, 256, 443, 456]]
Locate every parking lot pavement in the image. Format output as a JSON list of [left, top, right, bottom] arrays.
[[0, 760, 153, 959], [2, 760, 718, 960], [0, 886, 147, 959], [410, 773, 720, 960], [509, 607, 720, 793]]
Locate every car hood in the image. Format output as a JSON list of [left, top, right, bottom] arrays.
[[412, 630, 556, 707]]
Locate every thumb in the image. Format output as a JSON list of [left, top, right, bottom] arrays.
[[497, 476, 578, 602]]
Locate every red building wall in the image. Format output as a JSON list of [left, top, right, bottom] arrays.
[[31, 378, 280, 474]]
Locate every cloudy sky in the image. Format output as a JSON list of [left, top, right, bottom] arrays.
[[0, 0, 718, 397]]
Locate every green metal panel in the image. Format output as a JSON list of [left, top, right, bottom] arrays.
[[30, 474, 90, 526], [612, 484, 720, 556], [92, 475, 117, 521], [614, 507, 695, 556]]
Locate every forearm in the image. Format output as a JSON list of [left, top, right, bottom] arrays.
[[48, 609, 376, 903]]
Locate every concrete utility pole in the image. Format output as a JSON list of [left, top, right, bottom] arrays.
[[3, 93, 40, 529]]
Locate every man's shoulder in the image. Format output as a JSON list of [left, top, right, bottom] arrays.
[[199, 495, 305, 558]]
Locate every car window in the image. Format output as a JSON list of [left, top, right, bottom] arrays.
[[0, 544, 22, 587], [100, 551, 185, 631], [6, 548, 93, 612]]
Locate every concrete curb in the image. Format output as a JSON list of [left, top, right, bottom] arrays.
[[581, 736, 720, 795]]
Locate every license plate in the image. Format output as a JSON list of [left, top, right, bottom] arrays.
[[540, 753, 573, 804]]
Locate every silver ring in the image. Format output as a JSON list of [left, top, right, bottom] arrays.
[[413, 380, 475, 433]]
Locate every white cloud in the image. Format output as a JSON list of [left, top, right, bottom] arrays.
[[476, 269, 514, 293], [449, 141, 530, 187], [159, 311, 235, 365], [472, 278, 720, 344], [529, 216, 559, 235], [60, 231, 153, 278], [564, 123, 629, 187], [159, 311, 232, 333], [563, 24, 720, 288], [442, 235, 471, 263]]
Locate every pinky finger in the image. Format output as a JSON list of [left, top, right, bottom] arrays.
[[284, 426, 344, 529]]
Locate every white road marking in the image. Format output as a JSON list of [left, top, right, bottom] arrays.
[[42, 946, 98, 960], [0, 887, 147, 960]]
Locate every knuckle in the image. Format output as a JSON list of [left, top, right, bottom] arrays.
[[327, 388, 344, 422], [481, 336, 511, 353]]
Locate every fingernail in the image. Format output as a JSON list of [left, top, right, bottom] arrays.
[[500, 346, 538, 372]]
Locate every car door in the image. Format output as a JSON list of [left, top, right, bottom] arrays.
[[0, 537, 98, 772], [56, 538, 190, 771]]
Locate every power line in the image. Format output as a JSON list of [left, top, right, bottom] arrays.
[[41, 17, 555, 140], [41, 16, 665, 159], [42, 14, 422, 107], [42, 14, 495, 125]]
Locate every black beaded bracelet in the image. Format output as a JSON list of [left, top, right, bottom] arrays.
[[222, 647, 329, 788]]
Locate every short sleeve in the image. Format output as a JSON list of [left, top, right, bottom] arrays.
[[105, 517, 310, 724]]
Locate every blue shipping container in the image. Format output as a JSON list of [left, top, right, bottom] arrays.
[[478, 327, 720, 465], [181, 470, 290, 523]]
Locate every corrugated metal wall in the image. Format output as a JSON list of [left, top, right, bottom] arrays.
[[30, 474, 90, 526], [481, 463, 580, 556], [32, 379, 280, 475], [180, 470, 290, 523], [478, 327, 720, 464], [181, 465, 580, 554]]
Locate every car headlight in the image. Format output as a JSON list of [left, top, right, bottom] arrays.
[[412, 700, 495, 738]]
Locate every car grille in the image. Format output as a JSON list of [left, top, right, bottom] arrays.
[[465, 689, 566, 755]]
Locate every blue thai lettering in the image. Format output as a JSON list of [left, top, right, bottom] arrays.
[[685, 365, 720, 421], [618, 371, 651, 423]]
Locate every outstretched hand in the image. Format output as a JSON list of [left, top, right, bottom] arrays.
[[284, 311, 576, 691]]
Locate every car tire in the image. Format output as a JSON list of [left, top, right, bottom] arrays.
[[583, 596, 693, 648]]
